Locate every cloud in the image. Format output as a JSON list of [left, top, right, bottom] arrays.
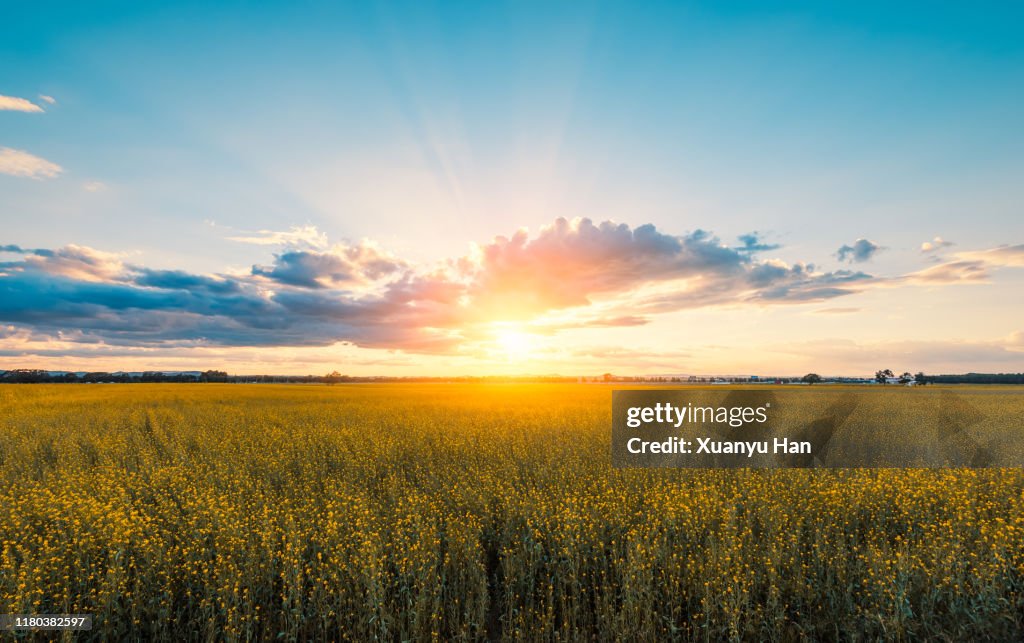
[[921, 236, 954, 253], [566, 345, 693, 367], [813, 307, 861, 314], [0, 147, 63, 179], [134, 269, 242, 295], [735, 232, 780, 254], [83, 181, 107, 193], [579, 315, 650, 327], [0, 245, 128, 284], [902, 244, 1024, 284], [463, 219, 859, 319], [1, 218, 877, 353], [905, 260, 989, 284], [959, 244, 1024, 267], [836, 238, 882, 263], [252, 241, 407, 289], [1, 218, 1020, 356], [0, 95, 44, 112], [523, 314, 653, 335], [0, 242, 452, 351], [8, 244, 126, 282], [228, 225, 328, 249], [38, 95, 56, 105], [468, 220, 747, 313]]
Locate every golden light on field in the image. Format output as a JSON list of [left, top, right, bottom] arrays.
[[2, 383, 1024, 640]]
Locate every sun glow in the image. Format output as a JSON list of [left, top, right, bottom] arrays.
[[493, 325, 536, 360]]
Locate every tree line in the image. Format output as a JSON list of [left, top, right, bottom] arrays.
[[0, 370, 229, 383], [799, 371, 1024, 385], [4, 368, 1024, 385], [0, 369, 578, 384]]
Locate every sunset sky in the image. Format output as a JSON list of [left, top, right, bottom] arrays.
[[2, 2, 1024, 376]]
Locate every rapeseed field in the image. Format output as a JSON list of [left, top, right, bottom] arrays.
[[1, 384, 1022, 640]]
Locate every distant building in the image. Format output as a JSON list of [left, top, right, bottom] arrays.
[[884, 377, 918, 386]]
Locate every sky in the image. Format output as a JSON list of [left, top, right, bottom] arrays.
[[2, 1, 1024, 376]]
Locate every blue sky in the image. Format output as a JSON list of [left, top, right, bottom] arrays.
[[2, 2, 1024, 374]]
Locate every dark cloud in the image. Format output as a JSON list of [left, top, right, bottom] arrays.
[[134, 269, 242, 295], [736, 233, 780, 254], [751, 268, 872, 302], [252, 242, 405, 289], [836, 238, 882, 263], [252, 251, 359, 288]]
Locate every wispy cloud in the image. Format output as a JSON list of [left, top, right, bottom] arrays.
[[83, 181, 108, 193], [0, 94, 44, 112], [905, 260, 988, 284], [921, 236, 954, 253], [813, 307, 861, 314], [0, 147, 62, 179], [38, 94, 56, 105], [903, 244, 1024, 284], [228, 225, 328, 249], [959, 245, 1024, 267]]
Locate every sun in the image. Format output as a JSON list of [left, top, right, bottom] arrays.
[[493, 326, 535, 360]]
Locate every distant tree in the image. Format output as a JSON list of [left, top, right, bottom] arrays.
[[325, 370, 342, 386], [802, 373, 822, 385], [914, 372, 929, 385], [898, 372, 914, 385], [1, 369, 51, 383], [201, 370, 228, 383], [602, 373, 613, 382], [926, 372, 1024, 384], [875, 369, 894, 384]]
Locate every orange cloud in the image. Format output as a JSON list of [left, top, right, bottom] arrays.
[[0, 95, 44, 112], [0, 147, 62, 179]]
